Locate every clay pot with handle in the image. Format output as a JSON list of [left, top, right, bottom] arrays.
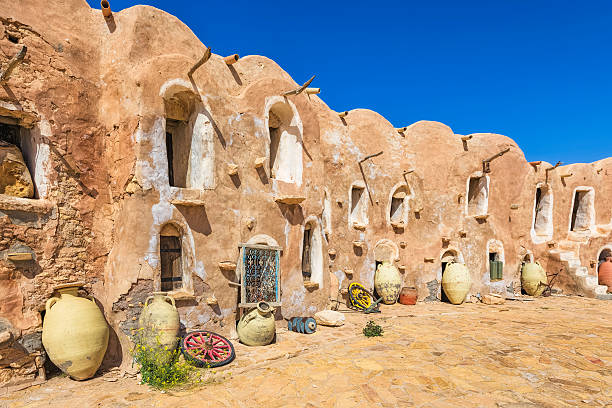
[[138, 292, 180, 350], [42, 282, 109, 380], [521, 262, 547, 296], [237, 301, 276, 346], [374, 261, 402, 304], [441, 262, 471, 304]]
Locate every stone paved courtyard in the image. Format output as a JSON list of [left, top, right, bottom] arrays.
[[2, 296, 611, 407]]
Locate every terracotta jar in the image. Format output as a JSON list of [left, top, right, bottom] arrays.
[[598, 257, 612, 290], [399, 287, 418, 305], [237, 301, 275, 346], [374, 261, 402, 304], [138, 292, 180, 350], [441, 262, 471, 304], [521, 262, 547, 296], [42, 283, 109, 380]]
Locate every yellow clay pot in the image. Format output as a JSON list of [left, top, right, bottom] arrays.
[[42, 283, 109, 380], [138, 292, 180, 350], [521, 262, 547, 296], [374, 261, 402, 304], [441, 262, 471, 304], [237, 301, 275, 346]]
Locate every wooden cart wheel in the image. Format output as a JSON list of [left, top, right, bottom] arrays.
[[181, 330, 235, 368], [348, 282, 373, 311]]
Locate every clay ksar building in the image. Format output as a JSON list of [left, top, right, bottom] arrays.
[[0, 0, 610, 390]]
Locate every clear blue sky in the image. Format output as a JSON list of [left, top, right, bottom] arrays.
[[87, 1, 611, 164]]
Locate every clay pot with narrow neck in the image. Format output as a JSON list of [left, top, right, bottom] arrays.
[[399, 287, 418, 305], [237, 301, 276, 346], [521, 262, 547, 296], [598, 257, 612, 291], [441, 262, 471, 304], [138, 292, 180, 350], [374, 261, 402, 304], [42, 282, 109, 380]]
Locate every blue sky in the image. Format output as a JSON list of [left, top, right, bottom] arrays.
[[87, 1, 611, 164]]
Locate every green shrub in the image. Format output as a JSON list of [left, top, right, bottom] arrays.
[[131, 330, 202, 390], [363, 320, 383, 337]]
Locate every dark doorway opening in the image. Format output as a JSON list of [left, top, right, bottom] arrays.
[[489, 252, 503, 281], [440, 261, 450, 302], [373, 260, 383, 299], [301, 224, 312, 282], [160, 235, 182, 291], [165, 131, 174, 186]]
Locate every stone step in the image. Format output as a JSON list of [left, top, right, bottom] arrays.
[[559, 252, 579, 262], [595, 285, 609, 295], [570, 266, 588, 277], [548, 249, 577, 261], [583, 275, 598, 288]]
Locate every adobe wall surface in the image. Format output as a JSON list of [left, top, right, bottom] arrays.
[[0, 0, 610, 389]]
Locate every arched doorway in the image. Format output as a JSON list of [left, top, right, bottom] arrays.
[[439, 249, 465, 302]]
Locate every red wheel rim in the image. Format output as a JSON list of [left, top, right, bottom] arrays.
[[182, 331, 233, 364]]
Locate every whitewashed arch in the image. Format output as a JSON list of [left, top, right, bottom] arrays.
[[373, 239, 399, 263], [159, 79, 215, 190], [264, 96, 303, 186], [302, 216, 324, 288], [153, 219, 196, 294], [465, 171, 489, 216], [387, 182, 413, 227], [568, 186, 595, 234], [486, 239, 505, 280], [348, 180, 368, 228]]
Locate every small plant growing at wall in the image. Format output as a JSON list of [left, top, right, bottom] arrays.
[[131, 329, 202, 390], [363, 320, 383, 337]]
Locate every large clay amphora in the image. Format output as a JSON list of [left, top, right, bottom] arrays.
[[521, 262, 547, 296], [598, 257, 612, 290], [374, 261, 402, 304], [42, 282, 109, 380], [441, 262, 471, 304], [237, 301, 275, 346], [138, 292, 180, 350]]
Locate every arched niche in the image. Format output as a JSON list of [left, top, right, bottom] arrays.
[[387, 182, 412, 227], [264, 97, 303, 185], [160, 80, 215, 190], [486, 239, 505, 281], [301, 217, 324, 288], [373, 239, 399, 263], [348, 180, 368, 228], [521, 251, 534, 264], [531, 183, 554, 243], [321, 188, 332, 241], [465, 172, 489, 216], [246, 234, 280, 247], [569, 187, 595, 233]]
